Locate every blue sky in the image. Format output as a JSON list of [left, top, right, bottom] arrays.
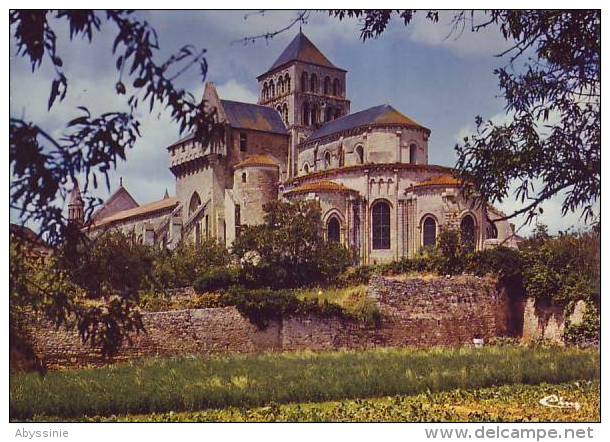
[[9, 10, 598, 235]]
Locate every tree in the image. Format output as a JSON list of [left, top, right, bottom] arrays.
[[329, 10, 600, 224], [9, 10, 223, 356], [232, 200, 354, 288]]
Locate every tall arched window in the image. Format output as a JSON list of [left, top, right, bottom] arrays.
[[282, 103, 288, 124], [301, 72, 308, 92], [372, 201, 391, 249], [333, 79, 341, 96], [310, 74, 318, 93], [409, 144, 418, 164], [284, 74, 290, 92], [324, 76, 331, 94], [277, 77, 284, 95], [355, 145, 364, 164], [486, 223, 498, 239], [327, 216, 341, 243], [324, 151, 332, 168], [303, 163, 310, 174], [189, 192, 202, 216], [269, 80, 275, 98], [302, 102, 310, 125], [262, 82, 268, 100], [460, 215, 476, 252], [311, 103, 318, 125], [422, 216, 437, 247]]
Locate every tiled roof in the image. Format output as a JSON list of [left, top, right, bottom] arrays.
[[93, 197, 179, 228], [234, 155, 279, 169], [285, 163, 451, 185], [221, 100, 287, 134], [285, 180, 358, 195], [265, 31, 340, 73], [410, 175, 462, 189], [308, 104, 430, 142], [91, 186, 139, 221]]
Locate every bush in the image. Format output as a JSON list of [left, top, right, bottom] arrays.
[[193, 267, 238, 294], [221, 286, 347, 329], [232, 201, 354, 289], [153, 240, 231, 289]]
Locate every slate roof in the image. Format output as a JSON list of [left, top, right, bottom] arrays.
[[307, 104, 430, 143], [221, 100, 287, 134], [264, 31, 342, 74]]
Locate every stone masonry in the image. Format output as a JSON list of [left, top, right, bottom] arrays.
[[23, 275, 513, 370]]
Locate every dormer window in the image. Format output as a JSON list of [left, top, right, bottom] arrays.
[[240, 133, 247, 152]]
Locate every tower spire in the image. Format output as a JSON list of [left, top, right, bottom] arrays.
[[68, 180, 84, 225]]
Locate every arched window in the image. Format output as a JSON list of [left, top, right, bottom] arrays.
[[262, 82, 268, 100], [269, 80, 275, 98], [311, 103, 318, 125], [189, 192, 202, 216], [282, 103, 288, 124], [333, 79, 341, 96], [422, 216, 437, 247], [460, 215, 476, 252], [310, 74, 318, 93], [241, 172, 247, 183], [327, 216, 341, 243], [324, 151, 332, 168], [302, 102, 310, 125], [355, 145, 364, 164], [325, 106, 333, 122], [372, 201, 391, 249], [324, 76, 331, 94], [409, 144, 418, 164], [301, 72, 308, 92], [303, 163, 310, 174], [277, 77, 284, 95], [284, 74, 290, 93], [486, 223, 498, 239]]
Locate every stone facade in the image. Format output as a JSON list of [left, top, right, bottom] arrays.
[[81, 31, 522, 261], [23, 275, 516, 369], [522, 298, 588, 344]]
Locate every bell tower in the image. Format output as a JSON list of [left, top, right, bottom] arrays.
[[257, 31, 350, 178]]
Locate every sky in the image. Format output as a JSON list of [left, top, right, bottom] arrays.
[[9, 10, 598, 236]]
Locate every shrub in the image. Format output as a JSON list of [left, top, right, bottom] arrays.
[[193, 267, 238, 294], [221, 286, 347, 329], [232, 201, 354, 289], [153, 239, 231, 289]]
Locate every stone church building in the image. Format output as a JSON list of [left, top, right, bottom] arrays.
[[75, 31, 519, 263]]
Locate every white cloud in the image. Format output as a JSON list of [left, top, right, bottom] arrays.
[[409, 11, 512, 58], [216, 79, 258, 103]]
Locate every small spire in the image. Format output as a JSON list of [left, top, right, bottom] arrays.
[[119, 176, 123, 187], [163, 188, 170, 199]]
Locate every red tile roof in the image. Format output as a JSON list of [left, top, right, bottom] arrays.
[[285, 180, 358, 195], [234, 155, 279, 169], [92, 197, 179, 228]]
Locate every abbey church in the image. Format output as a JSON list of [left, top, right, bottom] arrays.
[[73, 31, 520, 263]]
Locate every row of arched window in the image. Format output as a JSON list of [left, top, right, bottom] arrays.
[[301, 72, 342, 96], [325, 204, 484, 251], [301, 102, 343, 126], [301, 145, 364, 175], [262, 74, 291, 101]]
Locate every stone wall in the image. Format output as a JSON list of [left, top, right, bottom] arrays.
[[22, 275, 513, 370], [521, 298, 588, 344]]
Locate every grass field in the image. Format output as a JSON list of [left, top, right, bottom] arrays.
[[47, 380, 600, 422], [10, 346, 599, 421]]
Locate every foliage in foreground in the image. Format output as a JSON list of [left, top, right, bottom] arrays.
[[10, 346, 599, 420], [51, 380, 600, 423]]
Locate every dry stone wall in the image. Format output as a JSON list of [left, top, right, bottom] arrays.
[[23, 275, 513, 370]]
